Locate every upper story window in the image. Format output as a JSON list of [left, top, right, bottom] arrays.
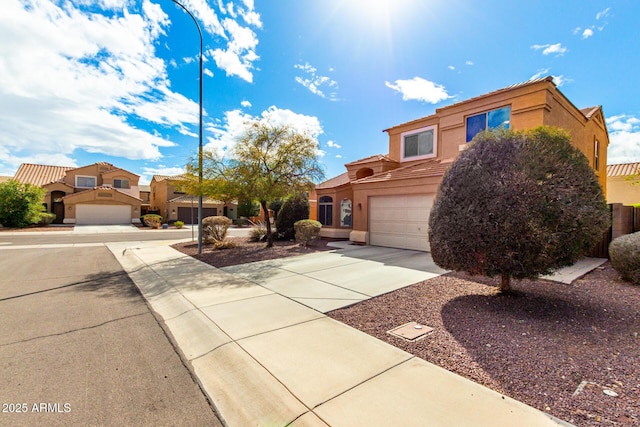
[[76, 175, 96, 188], [401, 125, 437, 161], [114, 179, 130, 189], [466, 106, 511, 142], [594, 140, 600, 171]]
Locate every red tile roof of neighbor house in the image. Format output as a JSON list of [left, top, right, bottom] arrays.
[[607, 162, 640, 177], [13, 163, 74, 186], [168, 195, 225, 204], [354, 159, 451, 184], [152, 174, 188, 182], [315, 172, 350, 189]]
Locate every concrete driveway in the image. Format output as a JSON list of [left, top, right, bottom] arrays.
[[221, 243, 449, 312]]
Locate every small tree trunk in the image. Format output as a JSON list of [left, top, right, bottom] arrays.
[[261, 200, 274, 248], [499, 274, 511, 293]]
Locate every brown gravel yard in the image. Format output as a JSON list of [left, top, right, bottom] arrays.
[[328, 263, 639, 426], [171, 236, 334, 268]]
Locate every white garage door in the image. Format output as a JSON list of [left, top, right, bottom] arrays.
[[369, 195, 433, 251], [76, 204, 131, 225]]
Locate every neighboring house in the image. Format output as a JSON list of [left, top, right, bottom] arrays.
[[150, 175, 237, 223], [607, 163, 640, 205], [0, 175, 12, 183], [13, 162, 142, 225], [316, 77, 610, 251], [139, 184, 151, 216]]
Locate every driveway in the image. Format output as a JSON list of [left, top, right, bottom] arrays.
[[221, 243, 449, 312]]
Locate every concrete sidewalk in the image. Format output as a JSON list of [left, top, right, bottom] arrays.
[[108, 242, 570, 426]]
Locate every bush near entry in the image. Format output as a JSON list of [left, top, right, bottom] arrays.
[[142, 214, 163, 229], [294, 219, 322, 246], [276, 193, 310, 240], [428, 127, 610, 292], [0, 180, 46, 228], [610, 232, 640, 285]]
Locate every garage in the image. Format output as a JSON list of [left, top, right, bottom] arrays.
[[76, 204, 131, 225], [368, 194, 433, 251], [177, 207, 217, 224]]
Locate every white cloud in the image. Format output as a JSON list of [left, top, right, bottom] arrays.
[[606, 115, 640, 164], [448, 65, 455, 70], [294, 62, 339, 100], [530, 68, 550, 80], [241, 100, 252, 108], [531, 43, 568, 56], [465, 60, 474, 66], [327, 140, 341, 149], [0, 0, 184, 172], [529, 69, 571, 87], [335, 154, 343, 159], [204, 68, 214, 77], [582, 28, 594, 39], [596, 7, 611, 20], [385, 77, 451, 104], [204, 106, 323, 157]]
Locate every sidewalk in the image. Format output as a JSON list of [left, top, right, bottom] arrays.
[[108, 242, 570, 426]]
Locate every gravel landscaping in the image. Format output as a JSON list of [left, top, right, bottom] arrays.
[[328, 263, 639, 426]]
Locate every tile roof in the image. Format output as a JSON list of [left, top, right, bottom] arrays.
[[345, 154, 393, 166], [315, 172, 351, 190], [139, 185, 151, 192], [168, 195, 224, 204], [354, 159, 450, 184], [580, 106, 600, 119], [152, 174, 187, 182], [13, 163, 74, 186], [607, 162, 640, 177]]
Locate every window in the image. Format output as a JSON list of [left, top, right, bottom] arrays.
[[401, 126, 436, 161], [594, 140, 600, 171], [340, 199, 352, 227], [113, 179, 130, 189], [76, 175, 96, 188], [466, 106, 511, 142], [318, 196, 333, 226]]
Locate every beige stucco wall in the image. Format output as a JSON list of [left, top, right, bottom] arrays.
[[62, 189, 141, 223], [607, 176, 640, 205]]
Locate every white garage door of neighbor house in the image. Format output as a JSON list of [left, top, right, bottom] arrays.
[[369, 194, 433, 252], [76, 204, 131, 225]]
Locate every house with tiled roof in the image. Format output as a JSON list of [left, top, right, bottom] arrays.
[[150, 174, 238, 223], [14, 162, 141, 225], [316, 77, 610, 251], [606, 162, 640, 205]]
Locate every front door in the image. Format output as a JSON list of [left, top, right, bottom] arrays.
[[51, 191, 65, 224]]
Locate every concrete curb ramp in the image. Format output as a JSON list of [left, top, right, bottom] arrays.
[[108, 242, 570, 426]]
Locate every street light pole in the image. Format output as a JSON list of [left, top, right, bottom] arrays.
[[170, 0, 204, 255]]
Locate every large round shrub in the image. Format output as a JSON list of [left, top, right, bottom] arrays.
[[609, 232, 640, 285], [428, 127, 610, 292], [275, 193, 310, 240], [294, 219, 322, 246]]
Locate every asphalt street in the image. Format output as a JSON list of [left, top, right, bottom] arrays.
[[0, 243, 223, 426]]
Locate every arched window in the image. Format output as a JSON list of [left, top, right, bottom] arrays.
[[340, 199, 352, 227], [318, 196, 333, 226]]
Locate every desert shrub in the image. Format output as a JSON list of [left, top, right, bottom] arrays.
[[234, 217, 249, 227], [248, 220, 267, 242], [174, 220, 184, 229], [211, 239, 237, 250], [275, 193, 310, 240], [37, 212, 56, 226], [237, 199, 260, 218], [429, 126, 610, 292], [0, 180, 46, 228], [202, 215, 232, 243], [294, 219, 322, 246], [610, 232, 640, 285], [142, 214, 163, 229]]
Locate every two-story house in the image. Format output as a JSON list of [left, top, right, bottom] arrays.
[[13, 162, 142, 224], [316, 77, 610, 251], [150, 175, 237, 223]]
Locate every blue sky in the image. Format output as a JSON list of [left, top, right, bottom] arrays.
[[1, 1, 639, 184]]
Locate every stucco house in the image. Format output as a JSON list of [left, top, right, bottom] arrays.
[[607, 163, 640, 205], [316, 77, 610, 251], [150, 175, 237, 223], [13, 162, 142, 225]]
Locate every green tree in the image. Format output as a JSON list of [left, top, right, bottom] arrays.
[[237, 199, 260, 218], [428, 127, 610, 292], [184, 121, 324, 247], [0, 180, 46, 228], [275, 193, 310, 240]]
